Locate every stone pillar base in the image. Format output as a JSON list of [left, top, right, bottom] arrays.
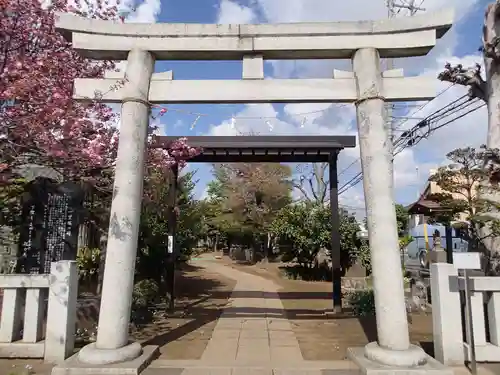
[[77, 342, 143, 365], [429, 250, 447, 264], [348, 344, 454, 375], [51, 344, 158, 375], [364, 342, 427, 366]]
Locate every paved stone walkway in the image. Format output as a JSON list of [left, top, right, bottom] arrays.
[[147, 255, 360, 375], [18, 254, 499, 375]]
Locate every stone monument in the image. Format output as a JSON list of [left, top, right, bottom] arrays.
[[17, 176, 83, 274]]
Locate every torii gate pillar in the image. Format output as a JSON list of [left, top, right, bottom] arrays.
[[77, 49, 156, 364], [351, 47, 427, 367]]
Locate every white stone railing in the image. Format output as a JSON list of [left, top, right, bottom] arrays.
[[0, 261, 78, 363], [430, 263, 500, 365]]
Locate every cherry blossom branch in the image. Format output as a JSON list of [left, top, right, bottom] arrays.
[[1, 0, 200, 185]]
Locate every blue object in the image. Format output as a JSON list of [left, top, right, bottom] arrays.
[[404, 223, 468, 268]]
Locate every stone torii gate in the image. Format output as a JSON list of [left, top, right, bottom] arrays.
[[55, 9, 454, 375]]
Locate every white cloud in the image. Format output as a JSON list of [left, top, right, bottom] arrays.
[[337, 51, 487, 206], [126, 0, 161, 23], [173, 119, 184, 129], [339, 186, 366, 218], [218, 0, 477, 24], [217, 0, 256, 24], [208, 104, 281, 135], [67, 0, 161, 23], [217, 0, 480, 79], [212, 0, 486, 211]]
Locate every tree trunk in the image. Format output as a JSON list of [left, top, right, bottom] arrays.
[[252, 239, 259, 264], [480, 4, 500, 273], [96, 234, 107, 295], [77, 223, 91, 250], [228, 236, 233, 258], [213, 233, 219, 252], [263, 232, 271, 262]]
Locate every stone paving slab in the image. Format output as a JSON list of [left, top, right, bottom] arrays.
[[144, 366, 361, 375], [145, 365, 360, 375], [191, 257, 304, 369], [143, 361, 500, 375], [146, 256, 362, 375], [149, 359, 359, 369]]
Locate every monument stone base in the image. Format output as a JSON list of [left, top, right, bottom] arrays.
[[51, 345, 158, 375], [348, 347, 454, 375], [429, 250, 447, 264]]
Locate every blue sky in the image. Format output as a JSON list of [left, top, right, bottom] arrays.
[[121, 0, 491, 217]]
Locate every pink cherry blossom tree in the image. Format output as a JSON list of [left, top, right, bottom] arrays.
[[0, 0, 198, 186]]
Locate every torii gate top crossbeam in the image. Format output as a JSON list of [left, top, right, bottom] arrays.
[[61, 9, 454, 104], [56, 9, 453, 60]]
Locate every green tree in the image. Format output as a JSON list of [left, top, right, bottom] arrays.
[[428, 146, 500, 273], [199, 175, 246, 253], [0, 177, 27, 237], [207, 163, 292, 260], [271, 203, 329, 267], [224, 163, 291, 229], [136, 168, 203, 287], [271, 203, 366, 273], [395, 204, 409, 236], [338, 208, 367, 272]]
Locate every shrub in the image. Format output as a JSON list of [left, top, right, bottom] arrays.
[[132, 279, 159, 308], [346, 289, 375, 316], [357, 241, 371, 275], [76, 247, 100, 283], [131, 279, 159, 325]]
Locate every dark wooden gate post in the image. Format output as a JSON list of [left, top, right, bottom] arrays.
[[329, 153, 342, 313], [166, 164, 179, 311]]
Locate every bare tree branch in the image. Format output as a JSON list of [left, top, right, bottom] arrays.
[[438, 63, 487, 102], [292, 163, 330, 205]]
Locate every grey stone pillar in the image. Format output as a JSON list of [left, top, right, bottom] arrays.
[[352, 48, 427, 366], [77, 49, 155, 365]]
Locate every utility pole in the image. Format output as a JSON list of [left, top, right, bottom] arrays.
[[385, 0, 425, 188]]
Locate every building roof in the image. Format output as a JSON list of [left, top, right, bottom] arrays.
[[406, 198, 447, 215], [153, 135, 356, 163]]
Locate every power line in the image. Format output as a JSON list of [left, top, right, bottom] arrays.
[[387, 0, 425, 16], [339, 204, 366, 212], [338, 159, 360, 177], [336, 1, 428, 185], [337, 83, 455, 178], [390, 95, 467, 152], [340, 96, 476, 194], [404, 101, 485, 149], [338, 96, 483, 195], [395, 95, 473, 150], [385, 0, 426, 182], [339, 99, 483, 195]]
